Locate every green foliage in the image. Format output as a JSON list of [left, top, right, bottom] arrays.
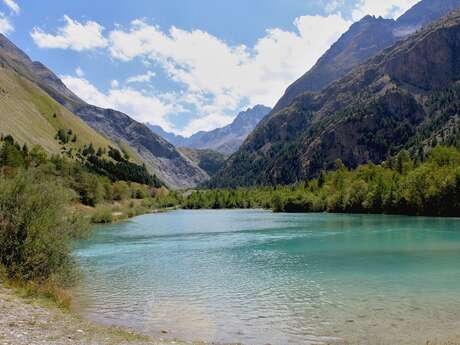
[[85, 154, 162, 187], [112, 181, 130, 201], [0, 171, 89, 285], [187, 146, 460, 217], [55, 129, 71, 144], [91, 205, 113, 224], [73, 171, 105, 206], [29, 145, 48, 166], [0, 139, 24, 168], [0, 133, 170, 296]]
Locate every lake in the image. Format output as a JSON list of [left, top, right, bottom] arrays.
[[74, 210, 460, 345]]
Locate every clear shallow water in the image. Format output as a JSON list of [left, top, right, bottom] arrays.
[[74, 210, 460, 345]]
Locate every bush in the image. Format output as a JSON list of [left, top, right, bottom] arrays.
[[73, 172, 105, 206], [91, 205, 113, 224], [0, 171, 89, 285], [113, 181, 130, 201]]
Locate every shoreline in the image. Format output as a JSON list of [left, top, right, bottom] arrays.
[[3, 280, 460, 345], [8, 211, 457, 345], [0, 283, 206, 345]]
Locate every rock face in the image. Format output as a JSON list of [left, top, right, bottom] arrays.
[[272, 0, 460, 113], [0, 34, 209, 189], [148, 105, 271, 155], [209, 9, 460, 187]]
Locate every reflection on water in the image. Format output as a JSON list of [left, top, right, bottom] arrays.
[[73, 210, 460, 345]]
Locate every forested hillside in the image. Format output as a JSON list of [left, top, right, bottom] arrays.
[[188, 146, 460, 217], [210, 9, 460, 188]]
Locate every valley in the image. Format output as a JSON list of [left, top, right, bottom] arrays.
[[0, 0, 460, 344]]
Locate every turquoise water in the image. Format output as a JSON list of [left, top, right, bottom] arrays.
[[74, 210, 460, 345]]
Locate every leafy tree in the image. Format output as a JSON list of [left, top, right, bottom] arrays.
[[113, 181, 130, 201], [29, 145, 48, 166], [73, 172, 105, 206]]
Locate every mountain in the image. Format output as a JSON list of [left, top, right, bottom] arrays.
[[209, 8, 460, 187], [0, 50, 115, 157], [178, 148, 226, 176], [0, 34, 208, 189], [397, 0, 460, 29], [272, 0, 460, 113], [147, 105, 271, 155]]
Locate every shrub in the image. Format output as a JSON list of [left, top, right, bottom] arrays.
[[0, 171, 88, 285], [73, 172, 105, 206], [113, 181, 130, 201], [91, 205, 113, 224]]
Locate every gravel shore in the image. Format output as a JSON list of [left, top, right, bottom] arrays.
[[2, 283, 460, 345], [0, 285, 203, 345]]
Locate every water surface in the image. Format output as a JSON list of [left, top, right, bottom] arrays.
[[74, 210, 460, 344]]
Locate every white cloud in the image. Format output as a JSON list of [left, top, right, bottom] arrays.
[[3, 0, 19, 14], [75, 67, 85, 77], [352, 0, 419, 21], [185, 113, 234, 136], [28, 1, 427, 135], [0, 12, 13, 34], [34, 13, 352, 135], [126, 71, 156, 84], [31, 15, 108, 51], [108, 14, 351, 123], [61, 75, 181, 132]]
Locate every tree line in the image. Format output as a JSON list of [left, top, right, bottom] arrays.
[[184, 146, 460, 217]]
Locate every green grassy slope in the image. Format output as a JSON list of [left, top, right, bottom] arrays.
[[0, 65, 115, 154]]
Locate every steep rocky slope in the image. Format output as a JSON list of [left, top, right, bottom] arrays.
[[272, 0, 460, 113], [0, 34, 208, 189], [148, 105, 271, 155], [210, 9, 460, 187]]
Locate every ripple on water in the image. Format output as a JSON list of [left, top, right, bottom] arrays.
[[74, 210, 460, 345]]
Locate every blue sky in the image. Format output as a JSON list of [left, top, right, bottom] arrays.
[[1, 0, 419, 136]]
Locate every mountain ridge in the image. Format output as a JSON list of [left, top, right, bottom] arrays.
[[147, 105, 271, 155], [271, 0, 460, 114], [209, 7, 460, 187]]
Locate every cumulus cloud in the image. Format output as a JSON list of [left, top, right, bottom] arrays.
[[352, 0, 419, 21], [108, 14, 351, 117], [185, 113, 234, 136], [29, 1, 425, 134], [33, 13, 352, 134], [2, 0, 19, 14], [0, 12, 13, 34], [31, 15, 108, 51], [61, 75, 182, 132], [126, 71, 156, 84]]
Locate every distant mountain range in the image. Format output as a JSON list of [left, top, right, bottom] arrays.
[[0, 34, 209, 189], [210, 0, 460, 187], [147, 105, 271, 155]]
